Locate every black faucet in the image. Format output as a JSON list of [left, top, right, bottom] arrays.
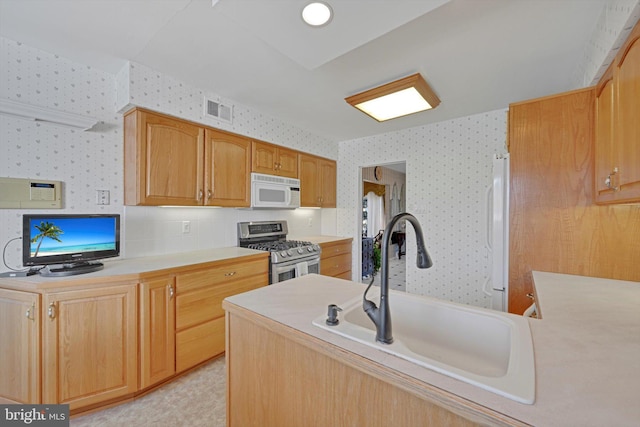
[[363, 213, 433, 344]]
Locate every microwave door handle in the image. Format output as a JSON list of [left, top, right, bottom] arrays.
[[285, 188, 292, 205]]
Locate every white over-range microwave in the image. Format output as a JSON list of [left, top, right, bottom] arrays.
[[250, 173, 300, 209]]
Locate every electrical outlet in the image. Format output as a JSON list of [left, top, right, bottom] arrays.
[[182, 221, 191, 234], [96, 190, 110, 205], [307, 217, 313, 227]]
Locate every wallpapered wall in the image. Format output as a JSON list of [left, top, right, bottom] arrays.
[[0, 37, 330, 267], [338, 111, 507, 308]]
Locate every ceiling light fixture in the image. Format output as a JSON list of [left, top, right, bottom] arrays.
[[345, 73, 441, 122], [302, 2, 333, 27]]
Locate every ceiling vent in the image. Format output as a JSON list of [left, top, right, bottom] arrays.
[[203, 96, 233, 124]]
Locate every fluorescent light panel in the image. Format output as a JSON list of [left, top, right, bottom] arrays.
[[345, 73, 440, 122]]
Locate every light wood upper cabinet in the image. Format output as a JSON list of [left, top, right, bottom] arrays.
[[595, 20, 640, 204], [42, 283, 138, 410], [124, 108, 252, 207], [299, 153, 337, 207], [205, 129, 251, 207], [0, 289, 40, 404], [124, 109, 204, 206], [252, 140, 298, 178], [139, 276, 176, 389]]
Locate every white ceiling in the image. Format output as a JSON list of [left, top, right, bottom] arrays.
[[0, 0, 621, 141]]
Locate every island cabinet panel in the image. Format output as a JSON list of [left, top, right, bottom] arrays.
[[42, 283, 138, 410], [319, 239, 352, 279], [139, 276, 176, 389], [175, 256, 268, 372], [226, 311, 510, 427], [0, 289, 40, 404]]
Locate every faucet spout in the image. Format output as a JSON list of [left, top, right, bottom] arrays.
[[363, 212, 433, 344]]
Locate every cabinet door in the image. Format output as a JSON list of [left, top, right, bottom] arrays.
[[277, 147, 299, 178], [129, 110, 205, 206], [299, 154, 320, 207], [43, 284, 137, 410], [615, 27, 640, 199], [319, 158, 337, 207], [140, 277, 175, 389], [0, 289, 40, 404], [205, 129, 251, 207], [594, 66, 615, 200], [252, 141, 278, 175]]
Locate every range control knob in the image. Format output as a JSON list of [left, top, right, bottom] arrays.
[[280, 251, 288, 258], [307, 247, 313, 252], [298, 248, 304, 254], [287, 249, 293, 256]]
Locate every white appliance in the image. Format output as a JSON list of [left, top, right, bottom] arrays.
[[250, 173, 300, 209], [484, 154, 510, 312]]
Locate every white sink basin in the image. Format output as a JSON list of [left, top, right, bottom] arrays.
[[312, 290, 535, 404]]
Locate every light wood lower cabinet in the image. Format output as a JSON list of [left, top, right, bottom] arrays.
[[175, 257, 269, 372], [42, 283, 138, 410], [0, 289, 40, 404], [139, 276, 176, 389], [319, 239, 352, 280]]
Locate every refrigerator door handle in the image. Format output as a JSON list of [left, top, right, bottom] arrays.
[[485, 183, 493, 251]]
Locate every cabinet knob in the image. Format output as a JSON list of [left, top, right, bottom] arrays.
[[207, 190, 212, 200], [25, 303, 35, 321], [197, 189, 204, 201], [605, 167, 619, 191], [169, 285, 175, 299], [48, 302, 57, 319]]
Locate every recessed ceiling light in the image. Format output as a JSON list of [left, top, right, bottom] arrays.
[[345, 73, 441, 122], [302, 2, 333, 27]]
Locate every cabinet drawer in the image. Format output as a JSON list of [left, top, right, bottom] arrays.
[[176, 275, 267, 330], [176, 317, 225, 373], [334, 271, 352, 281], [175, 257, 268, 293], [320, 241, 352, 260], [321, 253, 352, 277]]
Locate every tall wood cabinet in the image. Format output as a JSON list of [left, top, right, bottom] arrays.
[[299, 154, 337, 207], [594, 20, 640, 204], [124, 108, 252, 207], [42, 283, 138, 409], [252, 140, 298, 178], [508, 88, 640, 314], [0, 289, 40, 404]]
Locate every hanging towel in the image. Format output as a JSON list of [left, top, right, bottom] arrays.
[[295, 261, 309, 277]]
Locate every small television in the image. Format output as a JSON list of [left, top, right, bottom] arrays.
[[22, 214, 120, 277]]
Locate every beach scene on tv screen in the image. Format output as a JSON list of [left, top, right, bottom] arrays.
[[30, 217, 116, 257]]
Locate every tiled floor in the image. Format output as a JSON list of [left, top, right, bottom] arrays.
[[362, 252, 406, 292]]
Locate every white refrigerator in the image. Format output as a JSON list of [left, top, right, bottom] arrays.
[[485, 154, 509, 312]]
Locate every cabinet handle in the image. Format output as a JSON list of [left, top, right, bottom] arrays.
[[48, 302, 57, 319], [197, 189, 204, 201], [605, 167, 619, 191], [207, 189, 212, 200], [25, 303, 35, 321], [169, 285, 175, 299], [224, 271, 237, 277], [526, 293, 535, 300]]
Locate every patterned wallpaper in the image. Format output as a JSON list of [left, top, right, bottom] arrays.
[[571, 0, 640, 87], [338, 110, 508, 308]]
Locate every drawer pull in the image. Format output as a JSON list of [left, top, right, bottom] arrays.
[[526, 293, 534, 300], [224, 271, 237, 277]]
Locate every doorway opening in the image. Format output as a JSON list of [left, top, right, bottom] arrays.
[[359, 162, 406, 291]]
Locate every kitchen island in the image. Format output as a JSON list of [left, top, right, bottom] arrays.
[[223, 271, 640, 426]]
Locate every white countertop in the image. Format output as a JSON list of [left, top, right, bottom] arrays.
[[224, 271, 640, 426], [0, 247, 266, 291]]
